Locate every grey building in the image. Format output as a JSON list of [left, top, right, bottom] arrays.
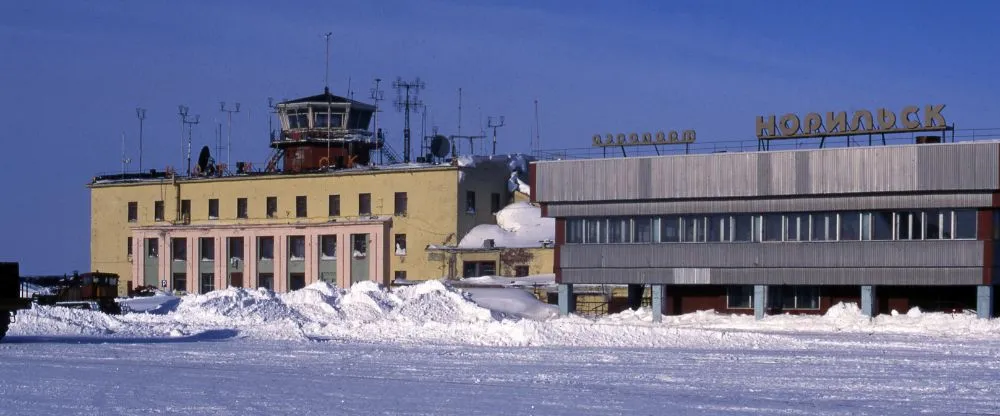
[[531, 140, 1000, 320]]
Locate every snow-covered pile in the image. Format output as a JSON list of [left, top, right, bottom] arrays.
[[11, 280, 1000, 348], [458, 202, 554, 248]]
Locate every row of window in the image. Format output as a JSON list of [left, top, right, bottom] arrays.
[[133, 233, 409, 261], [565, 209, 979, 244], [170, 271, 305, 294], [726, 285, 820, 310], [126, 191, 501, 222]]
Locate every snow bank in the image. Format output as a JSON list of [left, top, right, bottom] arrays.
[[11, 281, 1000, 348], [458, 202, 554, 248]]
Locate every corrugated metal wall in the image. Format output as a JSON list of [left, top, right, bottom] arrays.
[[560, 267, 983, 286], [560, 241, 984, 270], [535, 142, 1000, 203]]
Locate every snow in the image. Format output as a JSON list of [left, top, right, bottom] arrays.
[[507, 171, 531, 195], [5, 280, 1000, 414], [458, 202, 554, 248]]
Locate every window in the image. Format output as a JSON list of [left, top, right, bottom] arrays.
[[258, 236, 274, 260], [200, 273, 214, 294], [394, 192, 408, 216], [732, 215, 753, 242], [608, 217, 628, 243], [314, 111, 344, 128], [894, 211, 922, 240], [180, 199, 191, 220], [236, 198, 248, 219], [954, 209, 977, 239], [661, 216, 681, 242], [258, 273, 274, 290], [207, 199, 219, 219], [320, 235, 337, 259], [266, 197, 277, 218], [706, 215, 726, 242], [359, 193, 371, 216], [289, 273, 306, 291], [515, 266, 530, 277], [811, 212, 835, 241], [394, 270, 408, 280], [395, 234, 407, 256], [633, 218, 653, 243], [466, 191, 476, 214], [154, 201, 164, 221], [127, 202, 138, 222], [870, 211, 893, 240], [762, 214, 782, 241], [228, 237, 244, 261], [295, 196, 307, 218], [127, 237, 133, 257], [779, 286, 820, 310], [727, 285, 754, 309], [288, 236, 305, 259], [172, 273, 187, 292], [463, 261, 496, 277], [785, 213, 807, 241], [491, 193, 501, 214], [200, 237, 214, 261], [328, 194, 340, 216], [286, 108, 309, 129], [171, 238, 187, 261], [146, 238, 158, 258], [585, 218, 604, 243], [352, 234, 368, 257], [566, 219, 584, 244]]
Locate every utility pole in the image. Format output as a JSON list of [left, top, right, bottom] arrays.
[[370, 78, 384, 163], [487, 116, 505, 156], [533, 99, 541, 157], [178, 105, 200, 175], [220, 102, 241, 171], [394, 77, 425, 163], [135, 108, 146, 171]]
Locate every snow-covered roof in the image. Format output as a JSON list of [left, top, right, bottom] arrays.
[[457, 202, 554, 249]]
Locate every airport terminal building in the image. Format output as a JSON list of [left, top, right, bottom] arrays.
[[533, 134, 1000, 320]]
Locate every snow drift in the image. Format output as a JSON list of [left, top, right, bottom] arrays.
[[458, 202, 554, 248], [10, 280, 1000, 349]]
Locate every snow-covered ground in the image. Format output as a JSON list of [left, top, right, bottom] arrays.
[[3, 281, 1000, 415]]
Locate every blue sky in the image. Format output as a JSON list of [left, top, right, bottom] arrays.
[[2, 1, 998, 274]]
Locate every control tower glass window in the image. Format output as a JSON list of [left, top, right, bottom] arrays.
[[314, 112, 344, 129], [287, 109, 309, 129]]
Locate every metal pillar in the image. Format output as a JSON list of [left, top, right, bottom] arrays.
[[861, 285, 877, 318], [753, 285, 767, 320], [558, 284, 575, 316], [977, 285, 994, 319], [651, 285, 665, 323]]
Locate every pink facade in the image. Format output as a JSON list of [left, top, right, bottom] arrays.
[[130, 218, 391, 293]]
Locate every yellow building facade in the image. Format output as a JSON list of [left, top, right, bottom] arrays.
[[90, 162, 514, 295]]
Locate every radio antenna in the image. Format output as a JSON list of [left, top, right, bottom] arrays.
[[220, 101, 241, 172], [487, 116, 505, 156], [323, 32, 333, 93], [135, 107, 146, 171], [393, 77, 425, 163]]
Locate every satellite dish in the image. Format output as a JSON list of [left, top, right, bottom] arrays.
[[197, 146, 215, 175], [430, 135, 450, 158]]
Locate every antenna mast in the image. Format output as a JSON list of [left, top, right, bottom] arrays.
[[370, 78, 384, 163], [533, 99, 541, 157], [393, 77, 425, 163], [220, 102, 240, 172], [323, 32, 332, 93], [487, 116, 505, 156], [121, 131, 131, 175], [135, 107, 146, 171], [178, 105, 200, 175]]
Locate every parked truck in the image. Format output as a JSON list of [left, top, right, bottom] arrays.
[[0, 262, 32, 341]]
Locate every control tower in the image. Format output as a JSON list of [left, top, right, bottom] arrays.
[[266, 87, 381, 173]]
